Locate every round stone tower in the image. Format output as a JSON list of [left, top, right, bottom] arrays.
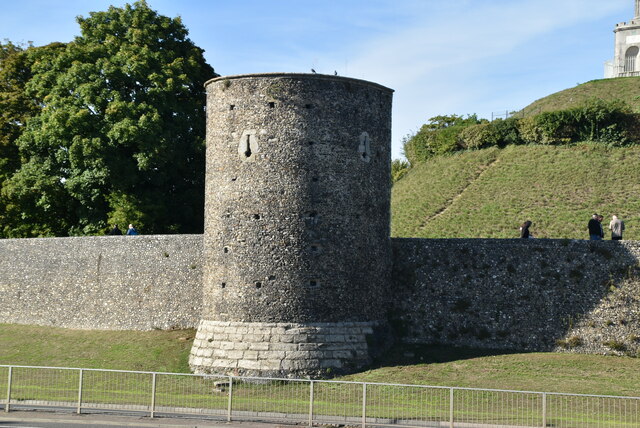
[[189, 73, 393, 377]]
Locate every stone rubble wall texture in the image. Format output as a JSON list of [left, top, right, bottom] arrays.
[[391, 238, 640, 357], [1, 235, 640, 359], [192, 73, 394, 376], [0, 235, 203, 330]]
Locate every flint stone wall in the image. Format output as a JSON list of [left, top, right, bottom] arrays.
[[1, 235, 640, 358], [0, 235, 203, 330], [201, 73, 393, 324], [391, 238, 640, 356]]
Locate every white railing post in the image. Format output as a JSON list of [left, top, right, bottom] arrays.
[[227, 376, 233, 422], [308, 380, 314, 427], [5, 366, 11, 413], [542, 392, 547, 427], [150, 372, 157, 418], [76, 368, 83, 414], [362, 383, 367, 428], [449, 387, 454, 428]]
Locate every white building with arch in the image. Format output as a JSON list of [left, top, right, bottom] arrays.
[[605, 1, 640, 78]]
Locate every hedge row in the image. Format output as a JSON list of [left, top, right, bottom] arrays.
[[403, 99, 638, 166]]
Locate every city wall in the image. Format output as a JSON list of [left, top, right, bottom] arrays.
[[1, 236, 639, 356], [391, 238, 640, 356], [0, 235, 203, 330]]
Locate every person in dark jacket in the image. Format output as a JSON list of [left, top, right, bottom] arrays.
[[519, 220, 533, 238], [597, 215, 605, 239], [588, 214, 602, 240], [108, 224, 122, 235]]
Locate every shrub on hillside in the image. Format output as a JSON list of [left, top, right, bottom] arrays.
[[406, 99, 638, 166], [391, 159, 411, 183], [570, 99, 632, 145], [403, 115, 485, 165], [459, 123, 501, 149], [492, 117, 523, 146], [520, 110, 575, 145], [518, 99, 635, 146], [517, 116, 541, 145]]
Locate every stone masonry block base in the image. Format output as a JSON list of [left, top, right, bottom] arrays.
[[189, 319, 381, 377]]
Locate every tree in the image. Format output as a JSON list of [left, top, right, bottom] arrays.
[[3, 1, 216, 237], [0, 41, 68, 237]]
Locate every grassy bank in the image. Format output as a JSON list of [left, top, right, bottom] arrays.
[[0, 324, 194, 373], [521, 76, 640, 117], [392, 144, 640, 239], [1, 324, 639, 397]]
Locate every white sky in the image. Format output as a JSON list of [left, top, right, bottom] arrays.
[[0, 0, 633, 159]]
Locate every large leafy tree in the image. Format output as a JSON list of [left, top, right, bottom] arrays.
[[3, 1, 215, 237], [0, 41, 30, 185], [0, 41, 67, 237]]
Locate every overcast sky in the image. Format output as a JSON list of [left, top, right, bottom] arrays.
[[0, 0, 633, 159]]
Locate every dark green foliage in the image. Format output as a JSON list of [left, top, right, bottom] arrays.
[[1, 1, 216, 237], [458, 122, 501, 150], [0, 42, 68, 237], [520, 110, 575, 145], [403, 115, 485, 165], [0, 42, 32, 183], [404, 99, 638, 167], [520, 99, 633, 146], [391, 158, 410, 183], [491, 117, 523, 147]]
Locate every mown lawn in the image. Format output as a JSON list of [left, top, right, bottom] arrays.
[[1, 324, 639, 397], [0, 324, 194, 373]]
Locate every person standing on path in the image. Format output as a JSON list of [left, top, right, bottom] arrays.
[[108, 224, 122, 235], [609, 215, 625, 240], [519, 220, 533, 238], [598, 215, 605, 239], [126, 224, 139, 235], [588, 213, 602, 240]]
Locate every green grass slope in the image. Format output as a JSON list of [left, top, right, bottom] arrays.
[[2, 325, 639, 396], [521, 76, 640, 116], [348, 346, 640, 397], [391, 144, 640, 239], [0, 324, 194, 373]]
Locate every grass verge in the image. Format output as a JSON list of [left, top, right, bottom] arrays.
[[1, 324, 639, 397], [0, 324, 194, 373]]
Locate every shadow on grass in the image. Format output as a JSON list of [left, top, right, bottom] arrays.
[[371, 343, 522, 368]]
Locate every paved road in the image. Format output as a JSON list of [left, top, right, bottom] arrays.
[[0, 411, 292, 428]]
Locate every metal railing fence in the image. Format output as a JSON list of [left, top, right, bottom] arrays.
[[1, 364, 638, 427]]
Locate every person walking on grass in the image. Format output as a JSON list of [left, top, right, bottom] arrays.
[[609, 215, 625, 240]]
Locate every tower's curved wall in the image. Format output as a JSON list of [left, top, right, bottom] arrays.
[[190, 73, 393, 376]]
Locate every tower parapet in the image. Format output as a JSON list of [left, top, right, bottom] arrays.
[[606, 1, 640, 77], [189, 73, 393, 377]]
